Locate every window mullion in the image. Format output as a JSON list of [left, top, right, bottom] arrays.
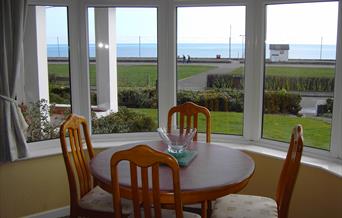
[[243, 0, 265, 141], [68, 0, 92, 123], [331, 0, 342, 159], [157, 0, 177, 127]]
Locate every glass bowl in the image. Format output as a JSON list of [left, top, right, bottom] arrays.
[[157, 127, 197, 155]]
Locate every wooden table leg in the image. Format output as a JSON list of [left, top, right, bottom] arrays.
[[201, 201, 208, 218]]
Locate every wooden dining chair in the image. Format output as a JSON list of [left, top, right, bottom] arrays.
[[167, 101, 211, 143], [168, 101, 212, 216], [110, 144, 201, 218], [60, 114, 131, 218], [211, 124, 304, 218]]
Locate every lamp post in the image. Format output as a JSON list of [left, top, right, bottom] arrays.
[[57, 36, 60, 57], [320, 36, 323, 60], [240, 34, 245, 59], [228, 25, 232, 59], [139, 36, 141, 57]]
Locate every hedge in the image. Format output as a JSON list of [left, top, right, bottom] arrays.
[[177, 89, 243, 112], [207, 74, 244, 90], [49, 87, 301, 114], [207, 74, 334, 92]]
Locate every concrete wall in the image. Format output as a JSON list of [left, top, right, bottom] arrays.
[[0, 150, 341, 218]]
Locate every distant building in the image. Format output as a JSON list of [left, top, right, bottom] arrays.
[[269, 44, 289, 62]]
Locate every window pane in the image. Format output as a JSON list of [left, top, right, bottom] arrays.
[[263, 2, 338, 150], [177, 6, 245, 135], [22, 6, 71, 142], [88, 7, 158, 134]]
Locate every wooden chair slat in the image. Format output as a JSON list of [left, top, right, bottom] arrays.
[[167, 101, 211, 143], [152, 164, 162, 218], [130, 163, 141, 218], [141, 167, 152, 217], [110, 144, 188, 218], [179, 114, 185, 135]]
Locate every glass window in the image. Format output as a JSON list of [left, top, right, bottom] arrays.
[[88, 7, 158, 134], [22, 6, 71, 142], [177, 6, 246, 135], [263, 2, 338, 150]]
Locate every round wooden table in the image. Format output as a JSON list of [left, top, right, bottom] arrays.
[[90, 141, 255, 217]]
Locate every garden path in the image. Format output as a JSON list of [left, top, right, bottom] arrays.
[[178, 60, 242, 90]]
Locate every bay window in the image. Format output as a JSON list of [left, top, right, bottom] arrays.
[[24, 0, 342, 161]]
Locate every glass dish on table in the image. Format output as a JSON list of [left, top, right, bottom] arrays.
[[157, 127, 197, 156]]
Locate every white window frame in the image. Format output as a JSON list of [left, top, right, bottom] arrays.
[[26, 0, 342, 162], [260, 0, 342, 160]]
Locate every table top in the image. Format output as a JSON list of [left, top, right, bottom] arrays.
[[90, 140, 255, 203]]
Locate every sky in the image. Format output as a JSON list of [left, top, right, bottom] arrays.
[[45, 2, 338, 45]]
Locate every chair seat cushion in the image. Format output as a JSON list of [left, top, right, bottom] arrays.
[[128, 209, 201, 218], [79, 186, 132, 214], [211, 194, 278, 218]]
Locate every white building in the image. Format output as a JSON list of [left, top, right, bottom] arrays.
[[269, 44, 289, 62]]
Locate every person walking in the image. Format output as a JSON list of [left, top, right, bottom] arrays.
[[187, 55, 191, 63]]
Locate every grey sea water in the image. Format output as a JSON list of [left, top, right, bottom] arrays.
[[47, 43, 336, 60]]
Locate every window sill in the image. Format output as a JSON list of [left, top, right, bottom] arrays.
[[25, 132, 342, 177]]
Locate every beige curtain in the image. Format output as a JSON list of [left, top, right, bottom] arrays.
[[0, 0, 29, 162]]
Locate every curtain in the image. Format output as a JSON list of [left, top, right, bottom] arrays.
[[0, 0, 29, 162]]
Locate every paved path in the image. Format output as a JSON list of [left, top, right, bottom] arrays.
[[178, 61, 242, 90]]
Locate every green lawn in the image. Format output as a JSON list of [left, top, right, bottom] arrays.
[[131, 108, 331, 150], [48, 63, 332, 150], [231, 66, 335, 78], [48, 64, 216, 87]]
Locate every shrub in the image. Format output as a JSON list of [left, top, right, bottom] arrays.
[[317, 98, 334, 116], [21, 99, 70, 142], [326, 98, 334, 113], [263, 91, 301, 115], [92, 107, 157, 134], [49, 86, 71, 104], [118, 87, 157, 108]]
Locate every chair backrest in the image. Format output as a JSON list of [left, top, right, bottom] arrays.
[[276, 124, 304, 218], [111, 144, 183, 218], [167, 101, 211, 143], [60, 114, 95, 207]]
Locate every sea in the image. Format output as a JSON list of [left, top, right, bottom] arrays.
[[47, 43, 336, 60]]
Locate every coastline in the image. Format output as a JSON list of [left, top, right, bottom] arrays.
[[47, 57, 336, 65]]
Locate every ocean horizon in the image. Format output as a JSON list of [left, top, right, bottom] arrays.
[[47, 43, 336, 60]]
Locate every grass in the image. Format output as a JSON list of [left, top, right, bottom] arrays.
[[48, 63, 332, 150], [177, 65, 216, 80], [131, 108, 331, 150], [49, 64, 216, 87], [263, 114, 331, 150], [230, 66, 335, 78]]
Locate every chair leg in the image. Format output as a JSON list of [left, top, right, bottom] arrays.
[[207, 200, 212, 217], [69, 209, 77, 218]]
